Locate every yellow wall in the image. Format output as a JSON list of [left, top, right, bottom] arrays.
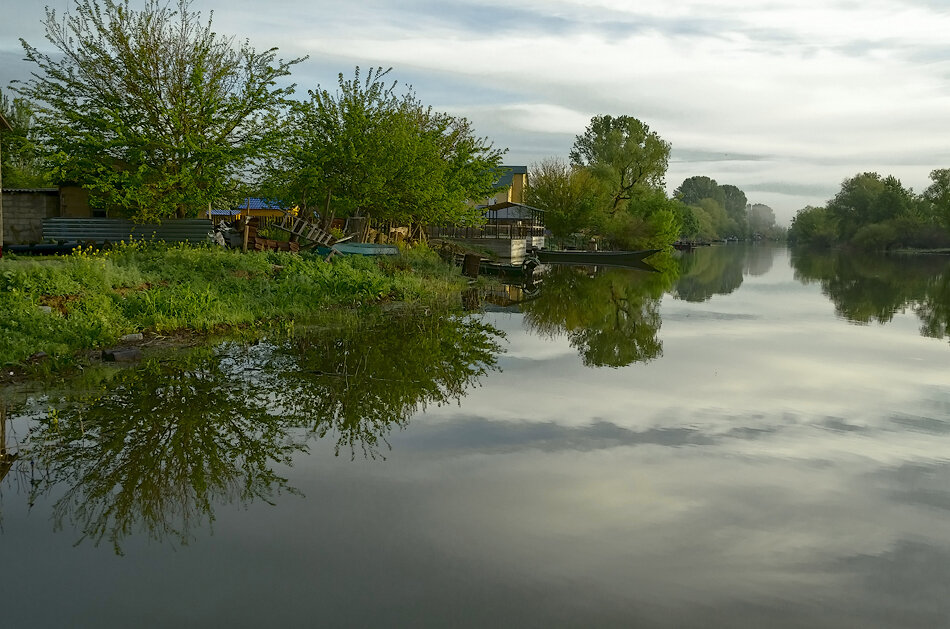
[[509, 173, 526, 204]]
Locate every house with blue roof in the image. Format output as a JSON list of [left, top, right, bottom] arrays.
[[484, 165, 528, 206], [207, 197, 294, 222]]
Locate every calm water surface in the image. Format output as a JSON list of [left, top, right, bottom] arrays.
[[2, 245, 950, 628]]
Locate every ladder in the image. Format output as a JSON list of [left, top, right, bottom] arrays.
[[274, 213, 336, 247]]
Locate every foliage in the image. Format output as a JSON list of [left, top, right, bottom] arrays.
[[675, 176, 724, 208], [523, 157, 604, 237], [598, 188, 681, 250], [570, 114, 670, 215], [0, 89, 51, 187], [261, 67, 504, 228], [15, 0, 303, 221], [825, 172, 916, 241], [672, 200, 700, 238], [790, 170, 950, 250], [923, 168, 950, 230], [749, 203, 776, 235], [721, 184, 749, 231], [0, 242, 468, 367], [674, 176, 761, 239], [788, 205, 836, 247]]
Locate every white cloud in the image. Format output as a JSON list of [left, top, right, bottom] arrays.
[[3, 0, 950, 222]]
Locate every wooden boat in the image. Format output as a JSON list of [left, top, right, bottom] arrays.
[[536, 248, 660, 268], [478, 256, 541, 279]]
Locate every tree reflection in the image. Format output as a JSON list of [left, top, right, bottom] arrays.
[[521, 260, 676, 367], [278, 312, 504, 457], [14, 310, 504, 552], [671, 245, 746, 302], [790, 248, 950, 338]]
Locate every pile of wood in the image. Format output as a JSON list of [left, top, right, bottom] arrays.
[[250, 235, 299, 252], [230, 219, 300, 252]]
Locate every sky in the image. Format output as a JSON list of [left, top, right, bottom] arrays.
[[3, 0, 950, 225]]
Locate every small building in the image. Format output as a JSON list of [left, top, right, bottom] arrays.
[[1, 186, 91, 245], [208, 197, 293, 223], [483, 165, 528, 206]]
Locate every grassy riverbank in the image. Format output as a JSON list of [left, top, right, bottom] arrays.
[[0, 241, 469, 371]]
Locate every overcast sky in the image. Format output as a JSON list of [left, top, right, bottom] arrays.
[[3, 0, 950, 224]]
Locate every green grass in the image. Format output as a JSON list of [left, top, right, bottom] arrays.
[[0, 241, 468, 369]]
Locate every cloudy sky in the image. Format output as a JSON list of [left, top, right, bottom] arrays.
[[3, 0, 950, 224]]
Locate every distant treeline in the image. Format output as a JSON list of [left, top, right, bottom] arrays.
[[788, 170, 950, 250]]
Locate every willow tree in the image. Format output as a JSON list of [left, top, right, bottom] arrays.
[[16, 0, 303, 220]]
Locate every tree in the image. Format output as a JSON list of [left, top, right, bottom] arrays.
[[924, 168, 950, 230], [721, 184, 748, 236], [0, 89, 50, 188], [524, 157, 603, 237], [788, 205, 836, 247], [671, 200, 699, 239], [570, 115, 670, 214], [749, 203, 776, 234], [262, 67, 503, 229], [674, 176, 724, 208], [16, 0, 303, 221]]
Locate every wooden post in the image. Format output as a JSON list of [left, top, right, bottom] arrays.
[[462, 253, 481, 278], [242, 218, 250, 252], [0, 112, 12, 257]]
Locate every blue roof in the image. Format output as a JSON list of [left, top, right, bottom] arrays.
[[234, 197, 288, 211], [209, 209, 241, 216]]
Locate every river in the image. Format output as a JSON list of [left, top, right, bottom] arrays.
[[2, 244, 949, 628]]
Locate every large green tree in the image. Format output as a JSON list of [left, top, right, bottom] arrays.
[[825, 172, 915, 240], [16, 0, 302, 220], [570, 115, 670, 214], [262, 67, 504, 229], [674, 176, 724, 208]]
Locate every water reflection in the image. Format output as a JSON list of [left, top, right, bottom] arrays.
[[521, 263, 676, 367], [6, 310, 504, 552], [790, 248, 950, 339], [672, 245, 747, 302]]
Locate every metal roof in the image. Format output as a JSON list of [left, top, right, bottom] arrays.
[[477, 201, 545, 222], [492, 165, 527, 190], [234, 197, 288, 211]]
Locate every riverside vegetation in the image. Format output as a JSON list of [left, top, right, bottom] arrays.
[[0, 241, 471, 374]]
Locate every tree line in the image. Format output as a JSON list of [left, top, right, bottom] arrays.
[[524, 120, 781, 249], [788, 171, 950, 250], [1, 0, 504, 228], [3, 0, 785, 250]]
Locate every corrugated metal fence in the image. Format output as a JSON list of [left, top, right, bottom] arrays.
[[42, 218, 214, 245]]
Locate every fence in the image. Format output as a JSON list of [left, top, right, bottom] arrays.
[[42, 218, 214, 245], [425, 224, 545, 240]]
